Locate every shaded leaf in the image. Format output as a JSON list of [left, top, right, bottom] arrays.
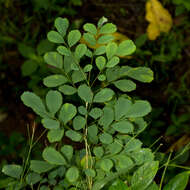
[[88, 125, 99, 144], [83, 64, 93, 72], [106, 42, 118, 60], [100, 159, 113, 172], [46, 90, 62, 114], [57, 46, 70, 56], [99, 106, 114, 130], [68, 30, 81, 47], [114, 97, 132, 121], [42, 118, 60, 130], [26, 173, 41, 185], [30, 160, 55, 174], [21, 92, 49, 118], [59, 85, 77, 95], [96, 56, 106, 71], [73, 115, 86, 130], [112, 120, 134, 133], [59, 103, 77, 124], [44, 52, 63, 69], [97, 35, 114, 44], [113, 79, 136, 92], [94, 88, 114, 103], [163, 172, 189, 190], [126, 67, 153, 83], [83, 33, 96, 46], [106, 56, 120, 68], [72, 70, 86, 83], [78, 84, 93, 103], [83, 23, 97, 35], [43, 75, 68, 87], [47, 129, 64, 142], [75, 44, 87, 59], [47, 31, 65, 43], [125, 100, 151, 118], [131, 161, 159, 190], [66, 130, 82, 142], [42, 147, 67, 165], [2, 165, 22, 179], [55, 17, 69, 37], [99, 132, 113, 144], [99, 23, 117, 34], [93, 147, 104, 158], [116, 40, 136, 57], [66, 167, 79, 183], [61, 145, 73, 161], [89, 108, 103, 119]]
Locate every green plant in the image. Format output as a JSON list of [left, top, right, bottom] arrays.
[[1, 17, 189, 190]]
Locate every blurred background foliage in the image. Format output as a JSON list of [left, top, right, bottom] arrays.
[[0, 0, 190, 187]]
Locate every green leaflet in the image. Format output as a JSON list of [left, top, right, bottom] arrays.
[[59, 103, 77, 125], [66, 167, 79, 183], [78, 84, 93, 103], [47, 31, 65, 44], [2, 165, 22, 179], [43, 75, 68, 87], [30, 160, 55, 174], [44, 52, 63, 69], [42, 147, 67, 166], [21, 91, 49, 118], [46, 90, 62, 115], [67, 30, 81, 47], [131, 161, 159, 190], [94, 88, 114, 103], [54, 17, 69, 37], [163, 172, 189, 190]]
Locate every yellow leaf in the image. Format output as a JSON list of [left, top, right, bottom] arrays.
[[145, 0, 173, 40]]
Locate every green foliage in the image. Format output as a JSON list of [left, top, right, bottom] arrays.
[[2, 17, 166, 190], [163, 172, 189, 190], [172, 0, 190, 11]]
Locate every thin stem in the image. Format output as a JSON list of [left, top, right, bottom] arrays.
[[168, 164, 190, 170], [20, 123, 36, 186], [149, 136, 163, 148], [159, 151, 172, 190], [65, 42, 89, 85]]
